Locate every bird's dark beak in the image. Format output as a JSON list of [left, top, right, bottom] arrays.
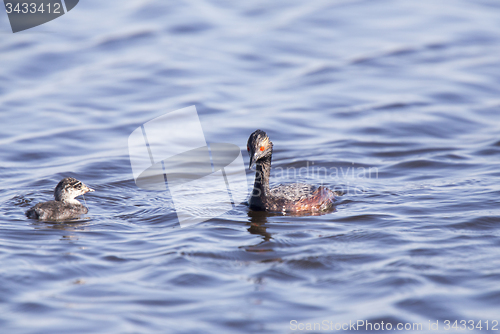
[[249, 153, 257, 170]]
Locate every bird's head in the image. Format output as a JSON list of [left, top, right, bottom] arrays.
[[54, 177, 95, 202], [247, 129, 273, 170]]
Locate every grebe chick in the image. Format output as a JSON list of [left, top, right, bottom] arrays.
[[26, 177, 95, 221], [247, 130, 335, 213]]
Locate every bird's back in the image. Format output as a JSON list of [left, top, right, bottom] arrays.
[[266, 183, 335, 212], [26, 201, 88, 221]]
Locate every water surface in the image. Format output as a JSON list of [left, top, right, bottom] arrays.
[[1, 0, 500, 333]]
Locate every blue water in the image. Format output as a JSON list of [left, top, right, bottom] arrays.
[[1, 0, 500, 333]]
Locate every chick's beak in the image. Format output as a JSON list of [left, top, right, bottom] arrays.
[[83, 185, 95, 193]]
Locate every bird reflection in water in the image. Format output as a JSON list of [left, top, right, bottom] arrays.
[[30, 218, 92, 242], [247, 210, 272, 242], [245, 204, 338, 254]]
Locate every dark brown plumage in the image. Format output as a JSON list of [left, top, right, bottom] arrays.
[[247, 130, 335, 213]]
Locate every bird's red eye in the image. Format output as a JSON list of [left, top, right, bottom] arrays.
[[260, 146, 265, 151], [247, 145, 250, 151]]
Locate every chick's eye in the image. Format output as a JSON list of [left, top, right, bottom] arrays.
[[260, 146, 265, 151]]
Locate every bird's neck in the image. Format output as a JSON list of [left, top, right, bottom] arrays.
[[60, 198, 81, 205], [253, 155, 272, 199]]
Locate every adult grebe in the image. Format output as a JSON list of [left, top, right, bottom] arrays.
[[247, 130, 335, 213], [26, 177, 95, 221]]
